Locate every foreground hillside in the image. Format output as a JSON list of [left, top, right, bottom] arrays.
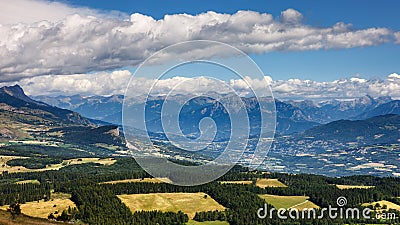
[[0, 85, 92, 140], [0, 209, 67, 225], [0, 85, 126, 158], [0, 157, 399, 225]]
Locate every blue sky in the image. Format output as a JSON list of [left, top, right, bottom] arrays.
[[53, 0, 400, 81], [1, 0, 400, 98], [61, 0, 400, 29]]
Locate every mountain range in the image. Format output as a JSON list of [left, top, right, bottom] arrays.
[[34, 93, 399, 135], [2, 85, 400, 177], [302, 114, 400, 145]]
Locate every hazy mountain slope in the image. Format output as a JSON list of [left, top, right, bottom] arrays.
[[0, 85, 92, 126], [35, 95, 320, 135], [302, 114, 400, 145], [289, 96, 392, 123], [355, 100, 400, 120], [34, 94, 124, 121], [0, 85, 124, 149]]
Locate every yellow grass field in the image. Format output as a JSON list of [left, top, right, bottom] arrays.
[[219, 179, 287, 188], [219, 180, 253, 185], [294, 201, 320, 210], [64, 157, 116, 166], [256, 179, 287, 188], [187, 220, 229, 225], [101, 177, 170, 184], [118, 192, 225, 219], [0, 156, 115, 174], [8, 140, 57, 146], [362, 200, 400, 211], [0, 193, 76, 219], [336, 185, 375, 190], [259, 194, 319, 210], [15, 179, 40, 185]]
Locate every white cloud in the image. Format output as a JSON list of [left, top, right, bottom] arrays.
[[395, 32, 400, 44], [388, 73, 400, 79], [0, 0, 101, 24], [14, 70, 132, 96], [350, 77, 367, 83], [281, 8, 303, 24], [269, 74, 400, 100], [0, 2, 398, 82], [2, 71, 400, 101]]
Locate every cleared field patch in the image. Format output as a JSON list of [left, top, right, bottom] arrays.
[[259, 194, 319, 210], [187, 220, 229, 225], [15, 179, 40, 185], [0, 193, 75, 219], [0, 156, 115, 174], [0, 155, 27, 164], [294, 200, 320, 210], [0, 160, 64, 173], [65, 157, 116, 166], [256, 179, 287, 188], [118, 192, 225, 219], [101, 177, 170, 184], [336, 184, 375, 190], [0, 155, 38, 173], [219, 180, 253, 185], [362, 200, 400, 211], [8, 140, 57, 146]]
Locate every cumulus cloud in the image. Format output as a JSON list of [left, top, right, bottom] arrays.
[[2, 71, 400, 101], [281, 8, 303, 24], [12, 70, 132, 96], [0, 1, 398, 82], [395, 32, 400, 44], [0, 0, 125, 24], [388, 72, 400, 79], [270, 73, 400, 100]]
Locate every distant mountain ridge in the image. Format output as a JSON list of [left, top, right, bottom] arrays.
[[354, 100, 400, 120], [302, 114, 400, 145], [33, 93, 399, 135], [34, 94, 318, 135], [34, 94, 124, 121], [288, 95, 393, 123]]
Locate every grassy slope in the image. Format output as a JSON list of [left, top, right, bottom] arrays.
[[219, 179, 287, 188], [187, 220, 229, 225], [118, 192, 225, 219], [259, 194, 319, 210], [256, 179, 287, 188], [0, 156, 115, 174], [336, 184, 375, 190], [0, 193, 75, 219], [101, 177, 170, 184], [219, 181, 253, 185], [362, 200, 400, 211]]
